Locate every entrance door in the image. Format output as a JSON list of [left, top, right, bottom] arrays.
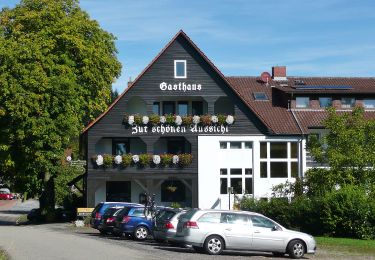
[[106, 181, 131, 202]]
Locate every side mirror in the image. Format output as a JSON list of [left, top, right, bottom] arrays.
[[272, 225, 281, 231]]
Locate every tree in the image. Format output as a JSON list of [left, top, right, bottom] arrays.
[[0, 0, 121, 217], [307, 107, 375, 193]]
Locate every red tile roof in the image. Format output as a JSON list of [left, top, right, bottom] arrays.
[[293, 110, 375, 133], [226, 77, 302, 134]]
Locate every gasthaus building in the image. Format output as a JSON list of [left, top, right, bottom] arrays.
[[81, 30, 375, 208]]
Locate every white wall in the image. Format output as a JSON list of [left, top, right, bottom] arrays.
[[198, 135, 302, 210]]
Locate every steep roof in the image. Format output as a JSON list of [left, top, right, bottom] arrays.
[[82, 31, 375, 136], [82, 30, 273, 134], [226, 77, 301, 134]]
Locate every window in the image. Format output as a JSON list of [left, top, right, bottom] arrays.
[[270, 162, 287, 178], [341, 98, 355, 108], [221, 213, 249, 225], [244, 142, 253, 149], [220, 168, 253, 195], [163, 101, 175, 115], [230, 169, 242, 175], [177, 101, 188, 116], [198, 212, 221, 223], [192, 101, 203, 115], [364, 99, 375, 109], [167, 138, 186, 154], [130, 208, 145, 217], [291, 162, 298, 178], [245, 178, 253, 194], [174, 60, 186, 78], [220, 178, 228, 194], [260, 142, 267, 158], [113, 140, 129, 155], [270, 142, 287, 158], [259, 141, 299, 179], [319, 97, 332, 108], [230, 142, 242, 149], [220, 142, 227, 149], [250, 215, 276, 229], [253, 92, 268, 101], [153, 102, 160, 115], [296, 97, 309, 108], [291, 142, 298, 158], [260, 162, 267, 178]]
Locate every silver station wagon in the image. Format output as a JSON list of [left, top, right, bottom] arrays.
[[175, 209, 316, 258]]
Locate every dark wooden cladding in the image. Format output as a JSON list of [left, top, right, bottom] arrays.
[[86, 34, 268, 175]]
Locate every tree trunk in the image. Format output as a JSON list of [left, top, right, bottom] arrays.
[[39, 172, 56, 221]]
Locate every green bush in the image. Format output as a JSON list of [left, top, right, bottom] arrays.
[[320, 185, 375, 239], [241, 186, 375, 239]]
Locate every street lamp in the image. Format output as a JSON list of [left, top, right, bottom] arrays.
[[227, 187, 233, 210]]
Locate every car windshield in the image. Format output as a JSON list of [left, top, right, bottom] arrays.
[[103, 207, 121, 217], [157, 210, 176, 222]]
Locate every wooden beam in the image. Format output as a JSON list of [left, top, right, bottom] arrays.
[[134, 179, 148, 193]]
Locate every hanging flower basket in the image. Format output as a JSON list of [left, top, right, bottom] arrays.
[[167, 186, 177, 192]]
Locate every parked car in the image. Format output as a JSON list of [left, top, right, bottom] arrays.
[[153, 208, 186, 244], [97, 206, 125, 235], [91, 202, 141, 232], [175, 209, 316, 259], [112, 205, 154, 240], [0, 189, 13, 200]]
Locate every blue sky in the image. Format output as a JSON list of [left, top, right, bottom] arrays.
[[2, 0, 375, 93]]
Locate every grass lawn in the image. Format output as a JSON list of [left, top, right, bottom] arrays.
[[316, 236, 375, 257]]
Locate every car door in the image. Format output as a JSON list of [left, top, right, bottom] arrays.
[[221, 213, 253, 250], [249, 215, 286, 251]]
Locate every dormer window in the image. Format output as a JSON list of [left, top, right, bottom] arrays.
[[341, 98, 355, 108], [253, 92, 268, 101], [296, 97, 309, 108], [174, 60, 186, 78]]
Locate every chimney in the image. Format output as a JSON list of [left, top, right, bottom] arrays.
[[272, 66, 287, 81]]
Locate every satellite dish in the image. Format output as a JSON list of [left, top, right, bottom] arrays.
[[260, 72, 271, 84]]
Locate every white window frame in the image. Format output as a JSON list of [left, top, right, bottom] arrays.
[[259, 141, 299, 179], [174, 60, 187, 78], [220, 168, 253, 195]]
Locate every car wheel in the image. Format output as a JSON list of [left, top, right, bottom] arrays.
[[287, 239, 305, 259], [272, 252, 285, 257], [204, 235, 224, 255], [134, 226, 149, 240]]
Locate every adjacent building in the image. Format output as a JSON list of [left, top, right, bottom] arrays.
[[80, 30, 375, 208]]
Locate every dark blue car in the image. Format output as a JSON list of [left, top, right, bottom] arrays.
[[113, 205, 154, 240], [91, 202, 141, 232]]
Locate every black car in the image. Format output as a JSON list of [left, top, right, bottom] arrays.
[[97, 206, 124, 235]]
